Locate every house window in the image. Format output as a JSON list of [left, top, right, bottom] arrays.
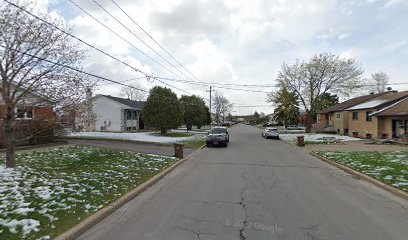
[[352, 132, 359, 138], [317, 114, 320, 123], [132, 111, 137, 120], [100, 126, 106, 131], [366, 111, 372, 122], [336, 113, 341, 119], [126, 110, 132, 120], [352, 112, 359, 120], [366, 133, 373, 139], [132, 126, 137, 130], [126, 127, 132, 132], [15, 108, 33, 119]]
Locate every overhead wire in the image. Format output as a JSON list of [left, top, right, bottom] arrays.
[[3, 0, 192, 95], [110, 0, 202, 83], [67, 0, 192, 94], [92, 0, 197, 84]]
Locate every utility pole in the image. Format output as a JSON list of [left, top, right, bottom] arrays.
[[206, 86, 214, 129]]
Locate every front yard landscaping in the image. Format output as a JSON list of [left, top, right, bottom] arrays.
[[316, 151, 408, 192], [0, 146, 178, 239]]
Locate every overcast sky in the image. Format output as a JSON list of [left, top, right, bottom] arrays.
[[35, 0, 408, 115]]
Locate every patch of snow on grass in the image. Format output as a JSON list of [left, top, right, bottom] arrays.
[[69, 131, 204, 143], [280, 133, 362, 143], [0, 219, 40, 236]]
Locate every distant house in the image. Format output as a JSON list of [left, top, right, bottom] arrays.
[[316, 90, 408, 140], [86, 94, 145, 132]]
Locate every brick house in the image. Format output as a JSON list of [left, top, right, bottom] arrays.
[[0, 91, 56, 147], [315, 92, 386, 134], [346, 91, 408, 139]]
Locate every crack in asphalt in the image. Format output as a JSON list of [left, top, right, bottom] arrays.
[[177, 226, 217, 239]]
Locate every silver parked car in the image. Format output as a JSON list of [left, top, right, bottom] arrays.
[[261, 127, 280, 139]]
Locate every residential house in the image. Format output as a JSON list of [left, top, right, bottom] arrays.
[[315, 92, 386, 134], [372, 97, 408, 140], [345, 91, 408, 139], [85, 94, 145, 132], [0, 89, 56, 147]]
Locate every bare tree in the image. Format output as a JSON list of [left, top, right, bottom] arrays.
[[368, 72, 389, 93], [118, 83, 147, 101], [0, 1, 92, 167], [212, 91, 233, 124], [275, 53, 363, 132]]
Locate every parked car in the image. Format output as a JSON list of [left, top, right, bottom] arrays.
[[206, 127, 229, 147], [261, 127, 280, 139]]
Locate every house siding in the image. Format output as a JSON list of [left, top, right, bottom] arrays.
[[93, 97, 123, 132]]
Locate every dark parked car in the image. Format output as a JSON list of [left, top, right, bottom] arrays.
[[206, 127, 229, 147]]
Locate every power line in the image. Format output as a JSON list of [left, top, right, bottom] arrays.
[[92, 0, 197, 83], [0, 44, 201, 107], [98, 76, 146, 86], [110, 0, 202, 83], [3, 0, 191, 95], [67, 0, 190, 90]]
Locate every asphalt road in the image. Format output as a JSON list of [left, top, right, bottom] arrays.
[[78, 124, 408, 240]]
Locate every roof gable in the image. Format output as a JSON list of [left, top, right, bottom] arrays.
[[371, 97, 408, 116]]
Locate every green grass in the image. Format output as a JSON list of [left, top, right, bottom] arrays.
[[0, 146, 178, 239], [316, 151, 408, 192], [181, 138, 206, 149], [150, 132, 193, 138], [305, 141, 337, 145]]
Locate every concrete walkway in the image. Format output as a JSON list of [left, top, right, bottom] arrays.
[[68, 139, 195, 157]]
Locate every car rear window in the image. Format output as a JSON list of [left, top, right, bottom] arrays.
[[210, 128, 227, 134], [268, 129, 278, 132]]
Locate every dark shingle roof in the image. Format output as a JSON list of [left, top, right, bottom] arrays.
[[346, 90, 408, 110], [103, 95, 145, 109], [372, 97, 408, 116], [318, 92, 387, 114]]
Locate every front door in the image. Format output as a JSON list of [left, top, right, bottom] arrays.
[[392, 120, 403, 138]]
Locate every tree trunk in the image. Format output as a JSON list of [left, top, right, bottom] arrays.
[[5, 106, 16, 168], [305, 112, 314, 133], [186, 124, 192, 131]]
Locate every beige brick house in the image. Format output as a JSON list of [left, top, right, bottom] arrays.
[[345, 91, 408, 139], [316, 90, 408, 140], [316, 92, 386, 134]]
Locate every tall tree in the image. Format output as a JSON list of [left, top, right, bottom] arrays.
[[369, 72, 389, 93], [274, 53, 363, 132], [0, 1, 91, 168], [212, 91, 233, 124], [267, 87, 300, 126], [118, 83, 147, 101], [179, 95, 207, 131], [142, 86, 181, 134], [316, 93, 339, 112]]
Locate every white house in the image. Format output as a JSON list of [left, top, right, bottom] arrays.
[[92, 95, 145, 132]]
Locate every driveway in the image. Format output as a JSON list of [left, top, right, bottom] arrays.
[[68, 139, 196, 157], [78, 124, 408, 240]]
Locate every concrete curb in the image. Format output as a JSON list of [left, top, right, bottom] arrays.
[[55, 145, 206, 240], [309, 152, 408, 201]]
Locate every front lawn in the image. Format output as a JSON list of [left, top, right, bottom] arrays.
[[150, 132, 193, 138], [0, 146, 178, 239], [316, 151, 408, 192], [280, 133, 362, 145]]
